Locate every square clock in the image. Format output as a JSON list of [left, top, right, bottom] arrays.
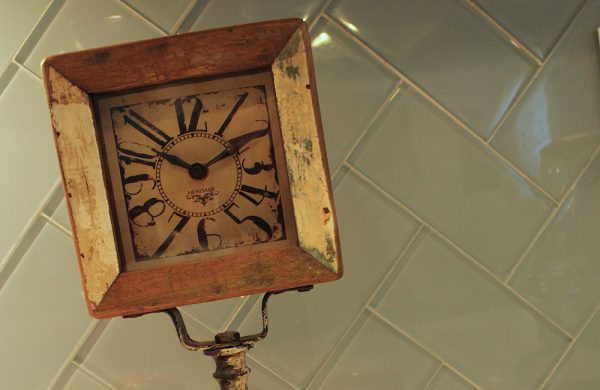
[[42, 19, 342, 318]]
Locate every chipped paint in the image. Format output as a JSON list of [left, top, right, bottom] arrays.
[[272, 29, 340, 273], [47, 67, 119, 307]]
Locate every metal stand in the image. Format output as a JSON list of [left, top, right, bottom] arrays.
[[125, 285, 313, 390]]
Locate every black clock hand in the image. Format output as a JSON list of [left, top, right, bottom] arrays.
[[152, 149, 192, 170], [205, 127, 269, 167]]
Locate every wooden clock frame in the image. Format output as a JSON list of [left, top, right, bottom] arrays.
[[42, 19, 343, 319]]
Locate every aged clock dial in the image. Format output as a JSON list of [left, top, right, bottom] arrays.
[[97, 73, 294, 270]]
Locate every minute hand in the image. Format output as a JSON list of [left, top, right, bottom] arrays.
[[205, 127, 269, 167]]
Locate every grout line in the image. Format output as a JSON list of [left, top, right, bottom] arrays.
[[13, 60, 41, 80], [539, 302, 600, 389], [170, 0, 200, 34], [247, 354, 300, 390], [119, 0, 169, 36], [344, 162, 574, 340], [73, 363, 114, 390], [223, 296, 249, 330], [47, 320, 107, 390], [0, 62, 19, 95], [0, 179, 62, 284], [175, 0, 212, 33], [463, 0, 542, 65], [305, 225, 425, 389], [178, 310, 300, 389], [367, 307, 483, 390], [422, 364, 444, 390], [308, 0, 333, 30], [330, 80, 403, 179], [71, 361, 117, 390], [178, 307, 215, 335], [12, 0, 66, 68], [41, 213, 72, 238], [505, 141, 600, 282], [485, 1, 588, 144], [227, 294, 261, 331], [323, 12, 559, 206]]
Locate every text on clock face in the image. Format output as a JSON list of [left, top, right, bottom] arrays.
[[109, 84, 286, 261]]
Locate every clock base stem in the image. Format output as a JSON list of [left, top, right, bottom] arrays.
[[204, 339, 252, 390], [125, 285, 313, 389]]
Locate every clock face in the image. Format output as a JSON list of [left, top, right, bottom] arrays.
[[96, 73, 295, 270]]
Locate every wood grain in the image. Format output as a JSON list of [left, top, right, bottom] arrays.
[[42, 19, 343, 318], [272, 25, 343, 274], [96, 246, 337, 318], [43, 67, 120, 309], [43, 19, 303, 94]]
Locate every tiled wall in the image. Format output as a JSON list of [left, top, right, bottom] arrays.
[[1, 1, 599, 389]]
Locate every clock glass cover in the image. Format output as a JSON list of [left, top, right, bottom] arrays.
[[95, 72, 295, 270]]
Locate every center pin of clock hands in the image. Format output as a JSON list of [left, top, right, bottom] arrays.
[[153, 127, 269, 181]]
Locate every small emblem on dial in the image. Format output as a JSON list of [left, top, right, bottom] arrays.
[[155, 132, 242, 217]]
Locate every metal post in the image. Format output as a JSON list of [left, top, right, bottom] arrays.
[[125, 286, 313, 389]]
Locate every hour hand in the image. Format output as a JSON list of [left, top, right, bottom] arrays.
[[153, 149, 192, 169]]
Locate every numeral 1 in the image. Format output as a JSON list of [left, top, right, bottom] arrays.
[[174, 97, 204, 134]]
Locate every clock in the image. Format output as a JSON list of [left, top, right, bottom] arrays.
[[96, 72, 296, 271], [42, 19, 342, 318]]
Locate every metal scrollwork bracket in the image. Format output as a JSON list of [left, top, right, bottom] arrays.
[[125, 285, 313, 390]]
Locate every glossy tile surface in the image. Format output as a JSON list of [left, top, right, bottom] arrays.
[[328, 0, 536, 138], [475, 0, 584, 59], [0, 0, 50, 71], [52, 199, 71, 232], [428, 367, 476, 390], [350, 87, 552, 276], [510, 154, 600, 334], [0, 224, 92, 390], [2, 2, 600, 388], [64, 369, 107, 390], [188, 0, 324, 31], [0, 69, 58, 262], [25, 0, 161, 76], [247, 359, 296, 390], [238, 170, 419, 387], [376, 232, 569, 390], [83, 315, 218, 389], [546, 310, 600, 390], [311, 19, 396, 171], [183, 297, 243, 332], [491, 0, 600, 198], [319, 313, 439, 390], [125, 0, 192, 32]]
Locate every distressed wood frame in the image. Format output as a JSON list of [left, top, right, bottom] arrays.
[[42, 19, 342, 319]]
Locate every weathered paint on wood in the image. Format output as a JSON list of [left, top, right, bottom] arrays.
[[273, 26, 342, 273], [43, 19, 301, 94], [42, 19, 342, 318], [44, 67, 119, 308]]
